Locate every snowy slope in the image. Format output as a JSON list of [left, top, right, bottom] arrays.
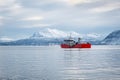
[[30, 28, 102, 40], [101, 30, 120, 45], [0, 28, 104, 45]]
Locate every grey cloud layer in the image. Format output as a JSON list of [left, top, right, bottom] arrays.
[[0, 0, 120, 38]]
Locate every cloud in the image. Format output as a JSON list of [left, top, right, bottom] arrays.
[[91, 2, 120, 13], [0, 16, 4, 26], [0, 0, 120, 39], [22, 16, 44, 21], [22, 24, 51, 28], [0, 0, 23, 16], [0, 0, 20, 11], [62, 0, 89, 5], [9, 3, 23, 15], [0, 36, 14, 42], [0, 0, 15, 6], [61, 0, 100, 6]]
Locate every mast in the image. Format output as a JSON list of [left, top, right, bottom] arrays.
[[78, 38, 81, 43]]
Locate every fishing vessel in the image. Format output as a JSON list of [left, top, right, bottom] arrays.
[[61, 37, 91, 48]]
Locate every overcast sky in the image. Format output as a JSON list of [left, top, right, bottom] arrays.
[[0, 0, 120, 39]]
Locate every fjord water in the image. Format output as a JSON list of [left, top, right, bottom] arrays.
[[0, 45, 120, 80]]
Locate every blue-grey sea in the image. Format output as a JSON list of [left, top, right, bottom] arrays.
[[0, 45, 120, 80]]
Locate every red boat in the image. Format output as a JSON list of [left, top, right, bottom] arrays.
[[61, 38, 91, 48]]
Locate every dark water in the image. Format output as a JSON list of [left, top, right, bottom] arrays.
[[0, 45, 120, 80]]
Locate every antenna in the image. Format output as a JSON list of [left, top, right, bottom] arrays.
[[69, 32, 72, 40]]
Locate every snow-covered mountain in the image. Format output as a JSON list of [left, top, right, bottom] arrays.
[[101, 30, 120, 45], [0, 28, 105, 45], [30, 28, 103, 40], [30, 32, 44, 39], [1, 29, 120, 46], [30, 28, 82, 39]]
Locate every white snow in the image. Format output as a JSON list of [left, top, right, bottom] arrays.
[[101, 30, 120, 45], [30, 28, 103, 41], [38, 28, 82, 38]]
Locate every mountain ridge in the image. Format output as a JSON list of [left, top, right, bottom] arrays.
[[101, 30, 120, 45], [0, 29, 120, 45]]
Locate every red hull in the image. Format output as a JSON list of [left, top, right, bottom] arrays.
[[61, 43, 91, 48]]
